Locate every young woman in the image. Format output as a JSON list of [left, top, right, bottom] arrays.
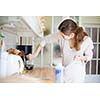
[[26, 19, 94, 83]]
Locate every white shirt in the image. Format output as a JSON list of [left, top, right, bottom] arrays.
[[40, 33, 94, 83]]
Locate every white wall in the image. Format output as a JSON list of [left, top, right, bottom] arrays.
[[81, 16, 100, 25], [3, 31, 18, 50]]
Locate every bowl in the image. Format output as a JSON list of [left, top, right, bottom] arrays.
[[25, 64, 34, 70]]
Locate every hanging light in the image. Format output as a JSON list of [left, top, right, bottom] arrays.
[[39, 16, 46, 32]]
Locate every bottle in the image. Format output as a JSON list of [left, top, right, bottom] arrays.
[[54, 63, 64, 83]]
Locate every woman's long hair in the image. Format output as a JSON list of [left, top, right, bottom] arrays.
[[74, 26, 88, 50]]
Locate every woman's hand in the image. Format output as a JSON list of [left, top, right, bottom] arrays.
[[74, 55, 81, 61], [74, 55, 87, 63], [26, 54, 35, 60]]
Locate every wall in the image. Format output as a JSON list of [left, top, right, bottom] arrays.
[[2, 31, 18, 50], [81, 16, 100, 25]]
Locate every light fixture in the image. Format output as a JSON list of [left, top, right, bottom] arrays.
[[39, 16, 46, 32]]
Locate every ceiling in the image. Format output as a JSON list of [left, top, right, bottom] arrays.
[[0, 16, 33, 33]]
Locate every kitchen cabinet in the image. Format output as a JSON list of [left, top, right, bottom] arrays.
[[22, 16, 43, 38]]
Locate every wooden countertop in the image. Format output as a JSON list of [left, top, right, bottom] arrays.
[[0, 67, 55, 83], [0, 74, 54, 83], [24, 67, 55, 82]]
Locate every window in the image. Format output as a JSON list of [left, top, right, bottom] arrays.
[[85, 26, 100, 74]]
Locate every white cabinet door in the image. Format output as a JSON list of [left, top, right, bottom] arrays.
[[22, 16, 43, 37]]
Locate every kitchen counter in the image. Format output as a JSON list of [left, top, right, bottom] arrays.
[[0, 67, 56, 83], [25, 67, 55, 82], [0, 74, 54, 83]]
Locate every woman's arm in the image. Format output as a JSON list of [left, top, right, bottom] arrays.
[[83, 38, 94, 63], [27, 32, 60, 60], [26, 44, 42, 60]]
